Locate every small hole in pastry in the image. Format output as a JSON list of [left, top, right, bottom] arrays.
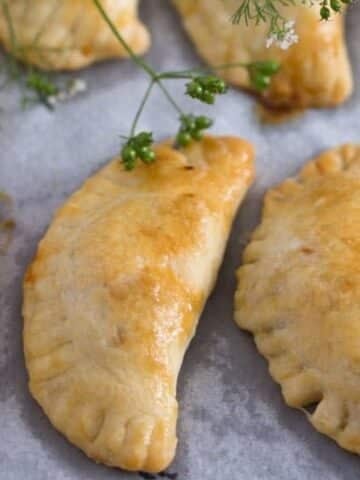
[[184, 165, 194, 170], [258, 326, 275, 335], [109, 326, 126, 347], [301, 389, 324, 415], [300, 246, 314, 255], [338, 407, 349, 431], [81, 45, 92, 56]]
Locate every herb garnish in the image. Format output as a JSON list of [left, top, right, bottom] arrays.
[[92, 0, 280, 170], [0, 0, 86, 109], [232, 0, 352, 47], [0, 0, 281, 166]]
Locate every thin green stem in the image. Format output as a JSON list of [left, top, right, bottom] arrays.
[[0, 0, 22, 80], [92, 0, 157, 78], [31, 0, 62, 47], [158, 72, 196, 80], [157, 81, 184, 115], [92, 0, 185, 120], [17, 45, 75, 54], [160, 62, 249, 79], [213, 61, 250, 71], [130, 80, 155, 136], [0, 0, 16, 51]]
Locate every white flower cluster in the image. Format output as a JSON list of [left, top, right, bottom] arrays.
[[48, 78, 87, 107], [266, 20, 299, 50]]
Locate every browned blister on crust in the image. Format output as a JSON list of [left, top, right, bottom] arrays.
[[23, 136, 254, 473], [0, 0, 150, 70], [173, 0, 353, 110], [235, 144, 360, 454]]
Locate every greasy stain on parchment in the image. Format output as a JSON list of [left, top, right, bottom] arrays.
[[0, 191, 15, 255], [255, 103, 304, 124]]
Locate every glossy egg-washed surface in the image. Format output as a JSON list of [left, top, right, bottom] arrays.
[[23, 136, 254, 473], [235, 145, 360, 455], [0, 0, 149, 70], [173, 0, 353, 109]]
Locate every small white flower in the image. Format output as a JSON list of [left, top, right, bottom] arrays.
[[284, 20, 296, 29], [266, 36, 275, 48], [266, 20, 299, 50], [67, 78, 87, 97], [47, 95, 58, 107], [46, 78, 87, 105]]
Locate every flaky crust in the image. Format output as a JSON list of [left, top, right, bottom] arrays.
[[0, 0, 150, 70], [173, 0, 353, 109], [23, 136, 254, 473], [235, 144, 360, 454]]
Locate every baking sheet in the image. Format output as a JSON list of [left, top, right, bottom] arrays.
[[1, 2, 360, 479]]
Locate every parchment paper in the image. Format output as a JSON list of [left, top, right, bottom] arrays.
[[1, 1, 360, 479]]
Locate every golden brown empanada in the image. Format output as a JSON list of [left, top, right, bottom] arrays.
[[0, 0, 150, 70], [173, 0, 353, 110], [23, 136, 254, 473], [235, 144, 360, 454]]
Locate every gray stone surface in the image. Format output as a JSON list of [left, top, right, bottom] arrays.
[[1, 1, 360, 479]]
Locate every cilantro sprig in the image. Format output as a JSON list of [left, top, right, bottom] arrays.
[[232, 0, 352, 42], [0, 0, 280, 169], [0, 0, 83, 109], [91, 0, 280, 170]]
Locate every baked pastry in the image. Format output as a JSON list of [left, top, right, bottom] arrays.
[[235, 144, 360, 454], [23, 136, 254, 473], [173, 0, 353, 110], [0, 0, 150, 70]]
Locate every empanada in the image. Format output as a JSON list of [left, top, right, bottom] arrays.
[[235, 144, 360, 454], [23, 136, 254, 473], [0, 0, 150, 70], [173, 0, 353, 110]]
